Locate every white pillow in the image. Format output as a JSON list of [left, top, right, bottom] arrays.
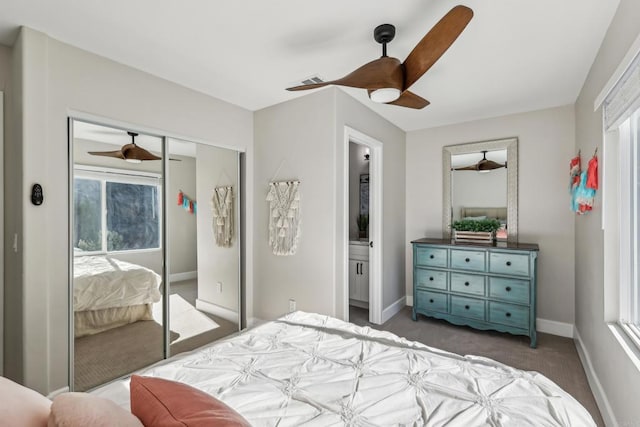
[[48, 392, 142, 427], [0, 376, 51, 427]]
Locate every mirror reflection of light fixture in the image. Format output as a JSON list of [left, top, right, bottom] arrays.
[[364, 148, 370, 161], [452, 150, 506, 172]]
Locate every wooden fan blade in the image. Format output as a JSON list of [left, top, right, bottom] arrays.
[[123, 145, 161, 161], [88, 150, 125, 159], [402, 5, 473, 90], [478, 159, 506, 171], [452, 165, 478, 171], [385, 90, 430, 109], [287, 57, 403, 92]]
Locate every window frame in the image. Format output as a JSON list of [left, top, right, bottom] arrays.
[[73, 165, 163, 255]]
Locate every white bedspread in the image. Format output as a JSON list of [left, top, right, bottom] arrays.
[[73, 256, 161, 312], [92, 311, 595, 426]]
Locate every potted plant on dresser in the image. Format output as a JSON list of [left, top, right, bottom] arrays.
[[451, 218, 501, 243]]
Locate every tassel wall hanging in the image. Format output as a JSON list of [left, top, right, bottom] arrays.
[[266, 181, 301, 256], [212, 186, 234, 248], [177, 190, 196, 215], [569, 148, 598, 215]]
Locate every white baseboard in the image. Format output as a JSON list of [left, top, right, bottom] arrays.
[[196, 299, 238, 323], [574, 328, 617, 427], [536, 318, 574, 338], [349, 299, 368, 309], [47, 386, 69, 399], [170, 271, 197, 282], [247, 317, 266, 328], [382, 296, 406, 323], [406, 295, 413, 307]]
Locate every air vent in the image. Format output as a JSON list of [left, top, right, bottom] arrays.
[[300, 75, 324, 85]]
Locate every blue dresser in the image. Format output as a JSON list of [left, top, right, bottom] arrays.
[[411, 238, 539, 347]]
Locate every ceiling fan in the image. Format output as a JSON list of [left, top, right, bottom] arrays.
[[88, 132, 161, 163], [453, 151, 506, 172], [286, 5, 473, 109]]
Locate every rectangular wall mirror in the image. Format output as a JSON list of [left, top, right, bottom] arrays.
[[442, 137, 518, 242]]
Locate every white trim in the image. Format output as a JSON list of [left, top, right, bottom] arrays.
[[47, 386, 70, 399], [595, 31, 640, 111], [68, 111, 247, 153], [247, 317, 266, 328], [349, 299, 369, 309], [574, 328, 618, 427], [170, 271, 197, 282], [343, 126, 384, 325], [406, 295, 414, 307], [195, 299, 238, 323], [536, 318, 574, 338], [610, 322, 640, 372], [381, 296, 406, 324], [0, 91, 3, 376]]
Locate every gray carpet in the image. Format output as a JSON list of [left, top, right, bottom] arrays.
[[74, 280, 238, 391], [349, 306, 604, 426]]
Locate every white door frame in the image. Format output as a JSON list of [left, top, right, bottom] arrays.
[[343, 126, 383, 324]]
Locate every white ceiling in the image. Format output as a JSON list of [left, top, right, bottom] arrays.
[[0, 1, 619, 131]]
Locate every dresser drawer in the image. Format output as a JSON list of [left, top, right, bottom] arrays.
[[450, 273, 485, 296], [415, 246, 447, 268], [450, 249, 486, 272], [489, 252, 530, 277], [415, 268, 447, 291], [489, 302, 529, 329], [451, 295, 485, 321], [489, 277, 530, 304], [415, 289, 448, 314]]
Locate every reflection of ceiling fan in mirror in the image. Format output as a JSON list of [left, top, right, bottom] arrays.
[[453, 150, 506, 172], [88, 131, 162, 163], [286, 5, 473, 109]]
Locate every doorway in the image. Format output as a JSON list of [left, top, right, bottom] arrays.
[[343, 126, 382, 324]]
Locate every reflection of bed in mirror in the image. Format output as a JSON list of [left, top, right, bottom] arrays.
[[73, 255, 162, 337], [460, 206, 508, 239]]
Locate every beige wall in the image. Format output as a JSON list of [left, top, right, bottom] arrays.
[[253, 89, 336, 319], [167, 153, 197, 276], [253, 88, 406, 321], [406, 105, 576, 325], [574, 0, 640, 423], [196, 144, 239, 314], [7, 27, 253, 395]]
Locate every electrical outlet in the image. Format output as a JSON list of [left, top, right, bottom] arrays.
[[216, 282, 222, 293], [288, 298, 296, 313]]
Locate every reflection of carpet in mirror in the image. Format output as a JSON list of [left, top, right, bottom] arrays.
[[75, 293, 237, 392]]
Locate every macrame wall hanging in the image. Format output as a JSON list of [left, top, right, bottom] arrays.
[[211, 186, 234, 248], [569, 148, 598, 215], [266, 181, 301, 256], [177, 190, 196, 214]]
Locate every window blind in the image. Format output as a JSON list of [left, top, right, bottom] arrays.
[[604, 52, 640, 131]]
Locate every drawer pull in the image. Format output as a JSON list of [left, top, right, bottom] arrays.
[[464, 305, 470, 310], [506, 286, 512, 292], [429, 254, 434, 259], [506, 312, 512, 318], [429, 277, 434, 281], [464, 281, 470, 286], [429, 299, 434, 303], [506, 261, 512, 266], [465, 258, 470, 262]]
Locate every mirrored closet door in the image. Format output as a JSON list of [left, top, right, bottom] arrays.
[[69, 120, 241, 391]]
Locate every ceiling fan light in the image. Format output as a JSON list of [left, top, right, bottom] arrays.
[[125, 158, 142, 164], [478, 169, 491, 174], [370, 88, 401, 103]]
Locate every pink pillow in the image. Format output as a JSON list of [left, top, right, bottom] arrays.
[[0, 376, 51, 427], [130, 375, 251, 427], [48, 392, 143, 427]]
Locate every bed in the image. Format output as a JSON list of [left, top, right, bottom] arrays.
[[73, 255, 162, 337], [92, 311, 595, 426], [461, 206, 508, 240]]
